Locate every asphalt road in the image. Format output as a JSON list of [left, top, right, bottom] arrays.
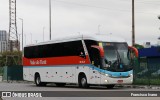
[[0, 82, 160, 100]]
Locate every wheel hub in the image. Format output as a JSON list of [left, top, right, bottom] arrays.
[[36, 77, 40, 84], [81, 78, 86, 86]]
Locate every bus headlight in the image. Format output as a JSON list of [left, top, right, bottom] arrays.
[[105, 74, 111, 77], [105, 74, 109, 77]]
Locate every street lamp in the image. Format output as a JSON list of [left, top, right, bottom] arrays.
[[18, 34, 21, 46], [98, 25, 101, 34], [43, 27, 45, 42], [30, 33, 32, 44], [49, 0, 52, 40], [19, 18, 23, 52]]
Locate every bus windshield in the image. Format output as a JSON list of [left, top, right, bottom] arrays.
[[102, 42, 132, 72]]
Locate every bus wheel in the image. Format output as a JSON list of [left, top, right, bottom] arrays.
[[35, 74, 47, 86], [55, 83, 66, 87], [106, 85, 115, 89], [79, 74, 89, 88]]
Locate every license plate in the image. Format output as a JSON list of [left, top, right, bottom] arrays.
[[117, 80, 123, 83]]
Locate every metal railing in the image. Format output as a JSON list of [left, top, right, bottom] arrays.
[[133, 57, 160, 85]]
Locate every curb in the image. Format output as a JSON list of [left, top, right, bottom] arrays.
[[0, 80, 33, 84], [122, 85, 160, 89]]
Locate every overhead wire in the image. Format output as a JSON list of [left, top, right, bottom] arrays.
[[53, 0, 159, 15]]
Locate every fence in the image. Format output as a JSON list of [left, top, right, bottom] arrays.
[[0, 67, 3, 76], [2, 65, 23, 81], [133, 57, 160, 85]]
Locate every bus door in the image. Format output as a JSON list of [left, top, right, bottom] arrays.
[[89, 47, 101, 84]]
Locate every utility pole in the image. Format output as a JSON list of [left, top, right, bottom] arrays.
[[132, 0, 135, 46], [158, 16, 160, 42], [18, 34, 21, 40], [49, 0, 52, 40], [43, 27, 45, 42], [24, 34, 26, 46], [18, 34, 21, 48], [8, 0, 21, 65]]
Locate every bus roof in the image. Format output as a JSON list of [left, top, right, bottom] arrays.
[[25, 34, 126, 47]]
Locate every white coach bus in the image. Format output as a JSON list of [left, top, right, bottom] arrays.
[[23, 34, 138, 88]]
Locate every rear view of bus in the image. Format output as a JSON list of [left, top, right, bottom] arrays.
[[23, 34, 138, 88]]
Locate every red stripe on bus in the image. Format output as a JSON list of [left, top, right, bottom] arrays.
[[23, 56, 90, 66]]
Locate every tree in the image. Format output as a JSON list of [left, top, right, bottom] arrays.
[[0, 51, 22, 67], [134, 43, 144, 49]]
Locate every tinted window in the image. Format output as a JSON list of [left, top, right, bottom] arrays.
[[24, 40, 84, 58], [84, 40, 98, 56], [85, 40, 101, 67]]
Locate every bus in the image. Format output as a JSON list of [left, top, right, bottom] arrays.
[[23, 34, 138, 88]]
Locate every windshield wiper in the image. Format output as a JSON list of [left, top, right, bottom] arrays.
[[116, 49, 121, 64], [112, 49, 124, 70]]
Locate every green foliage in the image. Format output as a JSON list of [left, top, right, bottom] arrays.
[[0, 51, 22, 67], [134, 43, 144, 49], [133, 57, 160, 85], [134, 78, 160, 85]]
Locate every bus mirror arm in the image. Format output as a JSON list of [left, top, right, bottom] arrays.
[[79, 54, 86, 59], [128, 46, 138, 58], [91, 45, 104, 58]]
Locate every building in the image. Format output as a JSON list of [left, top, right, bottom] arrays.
[[143, 42, 151, 48], [0, 30, 20, 52], [0, 30, 8, 52]]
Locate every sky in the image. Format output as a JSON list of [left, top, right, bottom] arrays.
[[0, 0, 160, 46]]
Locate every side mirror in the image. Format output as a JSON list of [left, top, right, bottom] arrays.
[[128, 46, 138, 58], [91, 45, 104, 57]]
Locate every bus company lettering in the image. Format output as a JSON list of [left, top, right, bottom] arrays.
[[30, 60, 47, 65]]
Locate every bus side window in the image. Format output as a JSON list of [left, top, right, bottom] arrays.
[[84, 40, 101, 68], [91, 48, 101, 68]]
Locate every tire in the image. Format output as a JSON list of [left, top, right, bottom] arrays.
[[79, 74, 89, 88], [106, 85, 115, 89], [55, 83, 66, 87], [35, 74, 47, 86]]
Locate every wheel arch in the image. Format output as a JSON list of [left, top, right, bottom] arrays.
[[34, 72, 40, 80], [78, 72, 87, 83]]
